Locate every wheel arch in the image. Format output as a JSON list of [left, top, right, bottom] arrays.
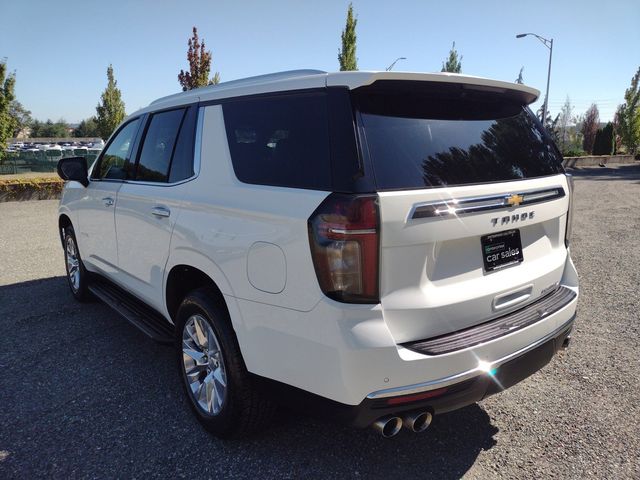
[[58, 213, 72, 248]]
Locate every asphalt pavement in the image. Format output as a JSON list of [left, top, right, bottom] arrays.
[[1, 164, 639, 479]]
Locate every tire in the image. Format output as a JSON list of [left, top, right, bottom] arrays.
[[176, 287, 275, 438], [63, 225, 91, 302]]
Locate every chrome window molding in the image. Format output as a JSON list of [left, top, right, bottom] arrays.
[[409, 186, 566, 220]]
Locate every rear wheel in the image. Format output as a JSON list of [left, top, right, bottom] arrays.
[[63, 225, 91, 301], [176, 287, 275, 438]]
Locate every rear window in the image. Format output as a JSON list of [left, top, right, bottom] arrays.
[[355, 87, 563, 190], [222, 92, 332, 190]]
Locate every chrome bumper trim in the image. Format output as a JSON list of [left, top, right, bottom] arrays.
[[366, 314, 576, 400]]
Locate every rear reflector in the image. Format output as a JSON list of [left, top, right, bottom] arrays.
[[386, 387, 449, 405]]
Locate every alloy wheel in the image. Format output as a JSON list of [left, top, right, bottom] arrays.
[[181, 314, 228, 415]]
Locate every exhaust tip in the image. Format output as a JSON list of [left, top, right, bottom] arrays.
[[403, 411, 433, 433], [372, 415, 402, 438]]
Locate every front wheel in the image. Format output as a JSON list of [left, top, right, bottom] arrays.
[[63, 225, 91, 302], [176, 287, 275, 438]]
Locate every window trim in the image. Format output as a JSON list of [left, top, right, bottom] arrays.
[[90, 116, 144, 182]]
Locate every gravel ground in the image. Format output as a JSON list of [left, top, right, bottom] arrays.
[[0, 164, 639, 479]]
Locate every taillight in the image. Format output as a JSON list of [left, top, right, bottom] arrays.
[[308, 193, 380, 303], [565, 173, 574, 247]]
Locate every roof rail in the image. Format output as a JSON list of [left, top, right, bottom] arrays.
[[214, 69, 327, 88], [150, 69, 327, 105]]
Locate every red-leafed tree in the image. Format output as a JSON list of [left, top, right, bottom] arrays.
[[581, 103, 600, 154], [178, 27, 220, 91]]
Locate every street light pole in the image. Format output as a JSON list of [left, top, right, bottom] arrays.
[[386, 57, 407, 71], [516, 33, 553, 124]]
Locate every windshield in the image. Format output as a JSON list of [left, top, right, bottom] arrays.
[[355, 89, 563, 190]]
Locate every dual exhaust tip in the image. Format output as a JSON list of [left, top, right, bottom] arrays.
[[372, 411, 433, 438]]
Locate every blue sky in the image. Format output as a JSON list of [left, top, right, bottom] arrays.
[[2, 0, 638, 123]]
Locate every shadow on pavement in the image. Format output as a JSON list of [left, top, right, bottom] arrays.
[[0, 276, 498, 479]]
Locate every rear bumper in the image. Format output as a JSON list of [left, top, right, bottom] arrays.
[[351, 315, 574, 427], [236, 258, 579, 408], [253, 315, 574, 428]]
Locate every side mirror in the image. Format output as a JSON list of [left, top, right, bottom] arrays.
[[57, 156, 89, 187]]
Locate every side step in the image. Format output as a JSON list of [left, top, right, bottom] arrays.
[[88, 275, 175, 344]]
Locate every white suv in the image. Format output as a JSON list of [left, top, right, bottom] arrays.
[[57, 70, 578, 438]]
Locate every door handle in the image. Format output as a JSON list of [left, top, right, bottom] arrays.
[[102, 197, 114, 207], [151, 206, 171, 218]]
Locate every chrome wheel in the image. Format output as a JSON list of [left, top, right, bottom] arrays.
[[182, 314, 227, 415], [65, 235, 80, 292]]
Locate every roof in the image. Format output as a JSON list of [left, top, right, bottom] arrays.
[[133, 70, 540, 116]]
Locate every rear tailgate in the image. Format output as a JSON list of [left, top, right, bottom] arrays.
[[352, 78, 569, 344], [378, 175, 569, 343]]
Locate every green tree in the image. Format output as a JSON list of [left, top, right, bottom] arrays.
[[74, 117, 100, 137], [0, 61, 16, 157], [515, 67, 524, 84], [96, 64, 126, 140], [338, 3, 358, 71], [9, 100, 32, 137], [178, 27, 220, 91], [30, 119, 68, 137], [581, 103, 599, 154], [441, 42, 462, 73], [616, 66, 640, 154]]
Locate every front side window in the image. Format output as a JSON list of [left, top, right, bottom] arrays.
[[136, 109, 186, 182], [222, 92, 332, 190], [95, 119, 141, 180]]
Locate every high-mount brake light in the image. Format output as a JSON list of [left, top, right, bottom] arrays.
[[308, 194, 380, 304]]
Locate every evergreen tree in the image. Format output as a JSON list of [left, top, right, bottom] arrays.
[[95, 65, 126, 140], [338, 3, 358, 71], [581, 103, 600, 154], [178, 27, 220, 91], [593, 122, 615, 156], [74, 117, 100, 137], [515, 67, 524, 84], [616, 66, 640, 154], [0, 61, 16, 157], [441, 42, 462, 73]]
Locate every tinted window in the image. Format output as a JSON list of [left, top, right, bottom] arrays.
[[136, 109, 185, 182], [96, 119, 140, 179], [356, 91, 563, 190], [169, 106, 196, 183], [222, 93, 331, 190]]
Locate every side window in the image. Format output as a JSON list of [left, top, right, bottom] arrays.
[[136, 109, 186, 182], [95, 119, 141, 180], [222, 93, 332, 190], [168, 106, 197, 183]]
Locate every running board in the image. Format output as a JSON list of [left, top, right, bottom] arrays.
[[88, 275, 174, 344]]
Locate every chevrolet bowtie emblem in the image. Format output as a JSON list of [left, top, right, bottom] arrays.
[[506, 194, 524, 207]]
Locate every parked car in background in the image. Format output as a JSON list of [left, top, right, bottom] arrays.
[[56, 70, 579, 438]]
